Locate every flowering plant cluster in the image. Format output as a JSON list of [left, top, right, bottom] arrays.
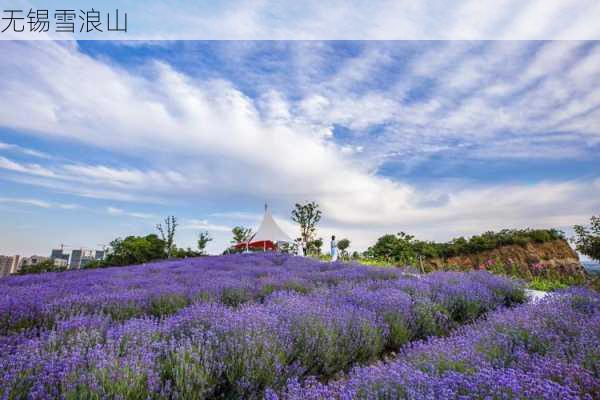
[[477, 258, 496, 270], [1, 254, 525, 398], [531, 262, 546, 272], [271, 288, 600, 399]]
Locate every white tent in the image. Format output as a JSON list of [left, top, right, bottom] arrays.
[[250, 204, 292, 243], [241, 204, 292, 251]]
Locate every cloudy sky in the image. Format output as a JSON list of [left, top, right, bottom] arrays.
[[0, 40, 599, 255], [3, 0, 600, 39]]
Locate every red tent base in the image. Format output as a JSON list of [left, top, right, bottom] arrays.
[[233, 240, 277, 251]]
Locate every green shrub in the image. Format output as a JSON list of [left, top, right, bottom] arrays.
[[148, 294, 189, 317], [529, 278, 568, 292], [160, 346, 218, 400], [446, 297, 483, 324], [221, 288, 253, 307], [383, 313, 412, 349], [413, 301, 451, 339], [365, 228, 565, 263]]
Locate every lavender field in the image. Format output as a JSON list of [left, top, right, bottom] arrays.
[[0, 254, 597, 399], [272, 288, 600, 399]]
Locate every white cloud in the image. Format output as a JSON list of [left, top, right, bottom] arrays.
[[63, 164, 198, 190], [0, 196, 79, 210], [0, 197, 51, 208], [107, 207, 124, 215], [0, 156, 197, 202], [0, 156, 56, 177], [0, 42, 415, 203], [0, 41, 598, 252], [209, 211, 262, 221], [180, 219, 232, 232], [1, 0, 600, 42], [291, 41, 600, 165], [57, 203, 79, 209], [62, 0, 600, 40], [106, 206, 157, 219], [0, 141, 53, 159]]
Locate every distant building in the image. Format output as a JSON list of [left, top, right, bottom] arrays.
[[69, 249, 83, 269], [19, 255, 50, 272], [0, 255, 20, 277], [53, 258, 69, 268], [21, 255, 50, 266], [69, 249, 97, 269], [79, 256, 93, 269], [50, 249, 70, 264], [94, 250, 106, 260]]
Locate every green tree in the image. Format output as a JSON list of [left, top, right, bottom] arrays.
[[104, 234, 166, 266], [308, 237, 323, 255], [197, 231, 212, 255], [18, 259, 65, 275], [367, 232, 418, 265], [366, 234, 398, 260], [337, 238, 351, 260], [573, 216, 600, 262], [292, 201, 322, 254], [231, 226, 253, 244], [171, 247, 201, 258], [156, 216, 178, 258], [366, 228, 565, 262], [279, 241, 298, 254], [81, 260, 106, 269]]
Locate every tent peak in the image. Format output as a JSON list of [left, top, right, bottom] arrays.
[[249, 203, 292, 244]]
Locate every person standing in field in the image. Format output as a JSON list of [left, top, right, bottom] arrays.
[[330, 235, 338, 262], [297, 238, 305, 257]]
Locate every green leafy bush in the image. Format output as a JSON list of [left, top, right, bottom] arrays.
[[365, 229, 565, 262], [528, 278, 569, 292]]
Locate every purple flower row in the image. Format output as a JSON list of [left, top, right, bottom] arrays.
[[0, 254, 523, 334], [269, 288, 600, 399], [0, 255, 525, 398], [0, 254, 395, 332]]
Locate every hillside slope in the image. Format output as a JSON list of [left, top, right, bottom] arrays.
[[424, 239, 587, 279]]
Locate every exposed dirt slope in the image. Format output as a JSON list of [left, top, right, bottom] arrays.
[[424, 239, 587, 279]]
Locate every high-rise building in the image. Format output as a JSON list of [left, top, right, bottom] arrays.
[[69, 249, 83, 269], [79, 255, 93, 269], [0, 255, 20, 277], [94, 250, 105, 260], [50, 249, 70, 264], [69, 249, 96, 269], [0, 256, 10, 277]]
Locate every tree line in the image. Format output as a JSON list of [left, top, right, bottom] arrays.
[[16, 201, 352, 274], [363, 221, 600, 266], [17, 206, 598, 276], [81, 216, 212, 269]]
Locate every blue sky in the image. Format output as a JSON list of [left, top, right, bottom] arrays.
[[0, 40, 599, 255], [3, 0, 600, 40]]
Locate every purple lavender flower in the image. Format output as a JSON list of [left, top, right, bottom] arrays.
[[0, 254, 529, 399], [275, 289, 600, 399]]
